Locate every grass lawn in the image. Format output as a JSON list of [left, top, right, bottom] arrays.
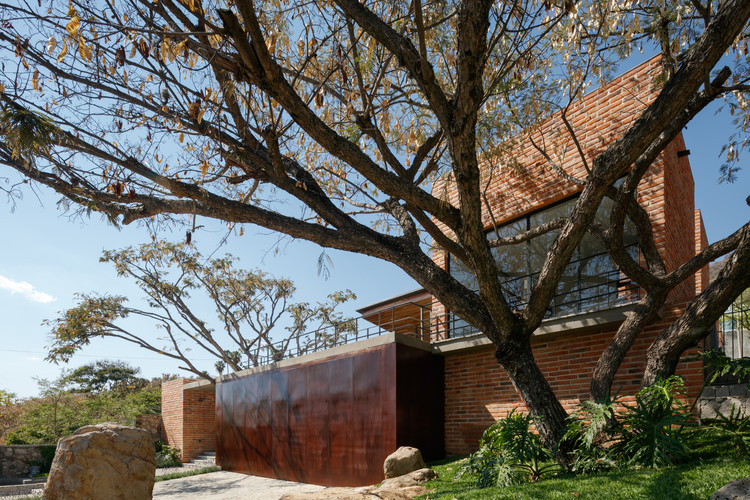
[[420, 427, 750, 499]]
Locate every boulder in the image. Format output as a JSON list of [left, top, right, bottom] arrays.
[[279, 469, 436, 499], [711, 477, 750, 500], [380, 468, 437, 489], [43, 422, 156, 500], [383, 446, 426, 479], [279, 485, 429, 500]]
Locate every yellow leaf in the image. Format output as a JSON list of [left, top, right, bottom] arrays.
[[196, 107, 205, 124], [21, 58, 29, 70], [46, 36, 57, 55], [200, 161, 209, 178], [178, 132, 184, 143], [32, 70, 40, 91], [0, 83, 5, 93], [66, 16, 80, 37], [57, 40, 68, 62], [78, 40, 92, 62]]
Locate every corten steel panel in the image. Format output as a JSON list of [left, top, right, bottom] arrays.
[[214, 380, 227, 468], [286, 366, 307, 483], [270, 369, 291, 478], [327, 356, 353, 486], [304, 362, 331, 484], [396, 343, 445, 461], [218, 379, 246, 472], [241, 372, 258, 475], [352, 347, 395, 485], [255, 371, 273, 478], [215, 341, 443, 487]]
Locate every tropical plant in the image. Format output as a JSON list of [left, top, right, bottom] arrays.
[[464, 409, 560, 487], [705, 404, 750, 458], [620, 376, 692, 468], [563, 395, 622, 473]]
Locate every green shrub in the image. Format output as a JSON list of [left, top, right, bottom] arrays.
[[620, 376, 692, 468], [706, 404, 750, 458], [563, 396, 622, 473], [39, 445, 57, 473], [463, 409, 560, 487], [155, 442, 182, 468]]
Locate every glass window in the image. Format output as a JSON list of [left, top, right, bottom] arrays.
[[448, 194, 639, 338]]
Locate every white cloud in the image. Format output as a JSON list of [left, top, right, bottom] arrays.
[[0, 275, 56, 303], [23, 357, 42, 361]]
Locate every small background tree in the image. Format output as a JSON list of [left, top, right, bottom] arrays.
[[45, 241, 356, 381]]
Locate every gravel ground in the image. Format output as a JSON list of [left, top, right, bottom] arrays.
[[0, 487, 43, 500]]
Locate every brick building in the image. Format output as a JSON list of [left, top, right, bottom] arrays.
[[162, 57, 710, 483]]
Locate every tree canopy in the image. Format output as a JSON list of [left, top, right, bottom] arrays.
[[1, 0, 750, 446], [45, 241, 356, 381]]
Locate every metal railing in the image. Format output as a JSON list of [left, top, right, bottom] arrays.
[[449, 268, 642, 339], [250, 272, 641, 366], [708, 294, 750, 384]]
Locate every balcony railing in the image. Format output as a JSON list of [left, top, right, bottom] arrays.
[[708, 295, 750, 385], [249, 272, 641, 366]]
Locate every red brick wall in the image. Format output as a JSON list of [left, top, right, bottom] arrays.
[[161, 379, 216, 462], [695, 209, 709, 294], [430, 58, 680, 335], [443, 302, 703, 456], [161, 379, 185, 452], [663, 135, 696, 302]]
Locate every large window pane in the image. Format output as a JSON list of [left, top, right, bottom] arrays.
[[447, 192, 639, 336]]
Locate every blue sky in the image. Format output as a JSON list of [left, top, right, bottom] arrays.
[[1, 73, 748, 399]]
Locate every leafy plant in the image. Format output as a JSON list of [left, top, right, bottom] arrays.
[[155, 442, 182, 468], [708, 404, 750, 458], [621, 376, 692, 468], [563, 395, 622, 473], [696, 349, 750, 386], [463, 409, 560, 487], [39, 445, 57, 473]]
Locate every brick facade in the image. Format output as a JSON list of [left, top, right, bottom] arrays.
[[431, 57, 710, 455], [443, 302, 702, 455], [161, 379, 215, 462], [165, 57, 711, 463]]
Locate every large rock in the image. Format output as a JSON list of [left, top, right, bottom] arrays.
[[279, 468, 437, 500], [383, 446, 426, 479], [712, 477, 750, 500], [43, 422, 156, 500], [279, 485, 429, 500], [380, 468, 437, 489]]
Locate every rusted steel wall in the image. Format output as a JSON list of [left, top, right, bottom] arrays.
[[215, 342, 444, 486]]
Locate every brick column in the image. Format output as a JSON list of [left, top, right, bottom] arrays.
[[161, 379, 216, 462]]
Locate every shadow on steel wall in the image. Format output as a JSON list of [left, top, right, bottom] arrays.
[[215, 342, 444, 487]]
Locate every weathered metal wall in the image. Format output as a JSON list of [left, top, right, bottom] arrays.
[[215, 342, 444, 486]]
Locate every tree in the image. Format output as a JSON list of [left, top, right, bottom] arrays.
[[0, 389, 22, 444], [62, 360, 147, 393], [5, 363, 167, 444], [1, 0, 750, 447], [45, 241, 356, 381]]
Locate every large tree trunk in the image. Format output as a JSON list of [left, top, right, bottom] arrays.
[[590, 294, 665, 401], [643, 228, 750, 385], [494, 338, 568, 449]]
